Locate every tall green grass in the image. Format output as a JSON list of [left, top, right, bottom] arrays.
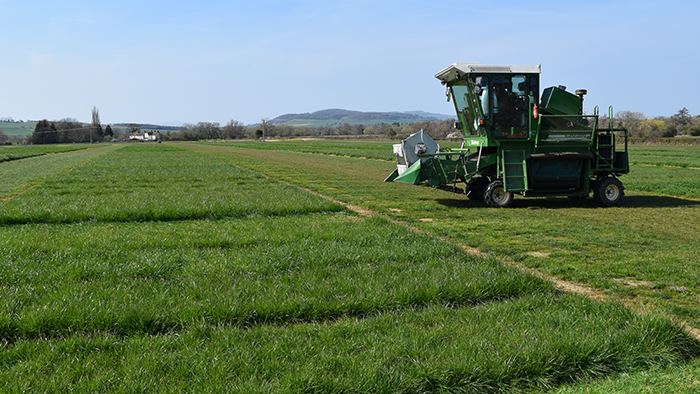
[[1, 141, 699, 392], [0, 144, 342, 224], [554, 356, 700, 393], [0, 215, 548, 339], [1, 295, 695, 393]]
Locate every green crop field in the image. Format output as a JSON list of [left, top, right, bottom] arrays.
[[0, 145, 88, 163], [0, 122, 37, 137], [1, 141, 699, 392]]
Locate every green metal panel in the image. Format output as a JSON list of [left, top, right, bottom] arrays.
[[393, 161, 423, 184], [541, 86, 582, 115], [502, 150, 528, 192], [528, 157, 584, 190], [384, 168, 399, 182]]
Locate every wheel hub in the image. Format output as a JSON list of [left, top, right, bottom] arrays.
[[492, 188, 507, 203], [605, 184, 620, 201]]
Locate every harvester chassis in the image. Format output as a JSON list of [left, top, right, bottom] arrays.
[[387, 63, 629, 208]]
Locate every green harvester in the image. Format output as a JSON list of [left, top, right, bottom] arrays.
[[385, 63, 629, 207]]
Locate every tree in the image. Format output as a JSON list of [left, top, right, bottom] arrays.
[[260, 118, 273, 141], [615, 111, 644, 138], [221, 120, 246, 139], [91, 106, 103, 142], [667, 107, 693, 136], [195, 122, 221, 139], [378, 123, 396, 137], [104, 125, 114, 139], [54, 118, 86, 143], [32, 119, 58, 144], [639, 118, 665, 139], [0, 129, 8, 145]]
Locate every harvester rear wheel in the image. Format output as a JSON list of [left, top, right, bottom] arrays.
[[483, 180, 513, 208], [593, 177, 624, 207]]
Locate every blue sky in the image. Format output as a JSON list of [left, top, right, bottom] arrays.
[[1, 0, 698, 125]]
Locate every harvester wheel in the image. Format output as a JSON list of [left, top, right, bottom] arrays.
[[483, 180, 513, 208], [593, 177, 624, 207], [466, 177, 487, 201]]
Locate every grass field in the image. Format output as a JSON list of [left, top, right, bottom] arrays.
[[1, 141, 699, 392], [0, 122, 37, 137], [0, 145, 87, 163]]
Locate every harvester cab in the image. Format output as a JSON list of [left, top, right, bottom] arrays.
[[386, 63, 629, 207]]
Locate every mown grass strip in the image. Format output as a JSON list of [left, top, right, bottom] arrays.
[[630, 145, 700, 168], [0, 145, 87, 163], [202, 139, 399, 161], [1, 294, 697, 393], [624, 164, 700, 199]]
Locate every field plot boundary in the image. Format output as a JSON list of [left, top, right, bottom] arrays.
[[0, 181, 43, 202]]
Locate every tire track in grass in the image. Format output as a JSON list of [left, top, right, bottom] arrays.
[[0, 182, 43, 202]]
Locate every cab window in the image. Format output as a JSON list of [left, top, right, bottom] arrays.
[[492, 75, 528, 137]]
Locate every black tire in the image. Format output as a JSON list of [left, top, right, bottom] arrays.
[[466, 177, 487, 201], [593, 177, 624, 207], [483, 180, 513, 208]]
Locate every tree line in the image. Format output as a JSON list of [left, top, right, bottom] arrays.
[[28, 107, 112, 144], [610, 107, 700, 140], [155, 107, 700, 142], [19, 107, 700, 145], [160, 119, 458, 141]]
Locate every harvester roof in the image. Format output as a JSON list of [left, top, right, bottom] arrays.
[[435, 63, 541, 84]]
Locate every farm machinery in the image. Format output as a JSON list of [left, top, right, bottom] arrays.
[[385, 63, 629, 207]]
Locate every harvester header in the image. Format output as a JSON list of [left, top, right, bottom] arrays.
[[386, 63, 629, 207]]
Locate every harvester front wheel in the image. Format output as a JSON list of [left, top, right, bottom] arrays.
[[593, 177, 624, 207], [466, 177, 487, 201], [483, 180, 513, 208]]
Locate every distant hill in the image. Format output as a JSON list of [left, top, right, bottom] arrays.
[[401, 111, 454, 120], [112, 123, 182, 131], [271, 109, 453, 126]]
